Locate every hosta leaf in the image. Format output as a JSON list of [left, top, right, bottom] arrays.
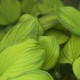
[[53, 24, 71, 36], [0, 0, 21, 25], [39, 15, 58, 31], [73, 57, 80, 79], [59, 35, 80, 64], [22, 0, 39, 15], [19, 14, 37, 22], [39, 36, 59, 70], [55, 6, 80, 36], [0, 14, 43, 50], [19, 14, 44, 35], [0, 76, 8, 80], [36, 0, 54, 14], [9, 70, 53, 80], [45, 29, 69, 44], [0, 39, 45, 77]]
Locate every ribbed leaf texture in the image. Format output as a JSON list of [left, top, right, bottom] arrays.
[[9, 70, 53, 80], [55, 6, 80, 36], [59, 35, 80, 64], [39, 36, 59, 70], [0, 39, 45, 77], [45, 29, 69, 44], [39, 15, 58, 31], [0, 14, 43, 50]]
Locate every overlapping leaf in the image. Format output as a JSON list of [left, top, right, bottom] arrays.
[[59, 35, 80, 64], [0, 14, 43, 50], [36, 0, 54, 14], [0, 39, 45, 77], [39, 36, 59, 70], [53, 24, 71, 36], [9, 70, 53, 80], [55, 6, 80, 36], [0, 0, 21, 25], [73, 57, 80, 79], [45, 29, 69, 44], [39, 15, 58, 31]]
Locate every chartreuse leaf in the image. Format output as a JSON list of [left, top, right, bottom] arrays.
[[39, 36, 59, 70], [0, 39, 45, 77], [19, 14, 34, 22], [9, 70, 53, 80], [0, 14, 43, 50], [53, 24, 71, 36], [0, 0, 21, 25], [39, 14, 58, 31], [19, 14, 44, 35], [0, 76, 8, 80], [36, 0, 54, 14], [59, 35, 80, 64], [22, 0, 39, 15], [73, 57, 80, 80], [45, 29, 69, 44], [55, 6, 80, 36]]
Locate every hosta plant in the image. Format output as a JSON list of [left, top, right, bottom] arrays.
[[0, 0, 80, 80]]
